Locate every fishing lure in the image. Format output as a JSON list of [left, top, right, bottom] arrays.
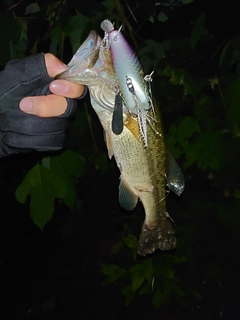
[[112, 92, 123, 134], [101, 19, 154, 146]]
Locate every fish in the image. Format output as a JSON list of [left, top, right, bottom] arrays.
[[100, 19, 154, 146], [57, 26, 184, 256]]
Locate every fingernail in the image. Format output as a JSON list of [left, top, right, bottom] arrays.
[[19, 98, 33, 113], [50, 81, 68, 94]]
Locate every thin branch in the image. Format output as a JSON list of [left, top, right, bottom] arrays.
[[6, 0, 25, 11]]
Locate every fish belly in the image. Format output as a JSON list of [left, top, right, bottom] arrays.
[[94, 103, 176, 256]]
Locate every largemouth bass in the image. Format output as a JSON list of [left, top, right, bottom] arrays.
[[57, 27, 184, 256]]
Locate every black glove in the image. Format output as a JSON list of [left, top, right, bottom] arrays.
[[0, 52, 79, 157]]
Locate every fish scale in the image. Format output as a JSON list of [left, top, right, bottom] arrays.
[[97, 106, 176, 256], [57, 26, 184, 256]]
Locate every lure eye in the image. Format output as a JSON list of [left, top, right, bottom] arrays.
[[113, 35, 118, 41]]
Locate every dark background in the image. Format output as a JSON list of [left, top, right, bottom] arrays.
[[1, 0, 240, 319]]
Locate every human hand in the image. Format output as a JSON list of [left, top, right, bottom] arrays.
[[0, 53, 86, 157], [19, 53, 85, 117]]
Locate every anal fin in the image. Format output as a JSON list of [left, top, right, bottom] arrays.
[[119, 178, 138, 211]]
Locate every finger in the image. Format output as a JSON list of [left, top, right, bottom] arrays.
[[44, 53, 68, 77], [19, 95, 67, 117], [49, 79, 85, 98]]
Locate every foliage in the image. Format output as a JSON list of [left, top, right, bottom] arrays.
[[15, 150, 85, 228], [1, 0, 240, 317], [102, 235, 186, 307]]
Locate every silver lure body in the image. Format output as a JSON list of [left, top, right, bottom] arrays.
[[101, 20, 153, 146], [101, 20, 152, 116]]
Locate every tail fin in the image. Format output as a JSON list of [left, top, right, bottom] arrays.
[[137, 218, 176, 256]]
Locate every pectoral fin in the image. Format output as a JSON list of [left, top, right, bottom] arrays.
[[167, 153, 185, 196], [119, 178, 138, 211], [112, 93, 123, 134]]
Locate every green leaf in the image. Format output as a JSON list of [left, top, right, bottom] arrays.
[[191, 13, 208, 49], [42, 157, 51, 169], [139, 283, 152, 295], [181, 0, 193, 4], [164, 255, 187, 264], [49, 21, 63, 55], [49, 150, 85, 209], [132, 273, 145, 292], [142, 258, 153, 283], [169, 68, 184, 85], [219, 40, 231, 67], [220, 34, 240, 69], [129, 264, 145, 291], [4, 0, 14, 5], [184, 131, 224, 170], [128, 259, 154, 292], [49, 13, 90, 56], [178, 116, 199, 139], [149, 15, 154, 23], [15, 164, 66, 230], [163, 64, 173, 77], [102, 0, 117, 13], [229, 49, 240, 69], [25, 3, 40, 15], [176, 116, 200, 153], [182, 70, 200, 96], [122, 285, 135, 306], [157, 11, 168, 23], [166, 125, 183, 158], [224, 78, 240, 134], [138, 39, 165, 71], [122, 234, 139, 259], [152, 287, 167, 308], [194, 95, 213, 119], [234, 189, 240, 199], [13, 18, 28, 52], [101, 264, 126, 285], [0, 12, 22, 65], [65, 13, 90, 53], [171, 282, 185, 296]]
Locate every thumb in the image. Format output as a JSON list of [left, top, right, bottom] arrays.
[[44, 53, 68, 78]]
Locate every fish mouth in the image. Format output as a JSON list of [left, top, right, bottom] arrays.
[[68, 30, 102, 69], [137, 218, 176, 256], [56, 30, 102, 83], [56, 29, 118, 111]]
